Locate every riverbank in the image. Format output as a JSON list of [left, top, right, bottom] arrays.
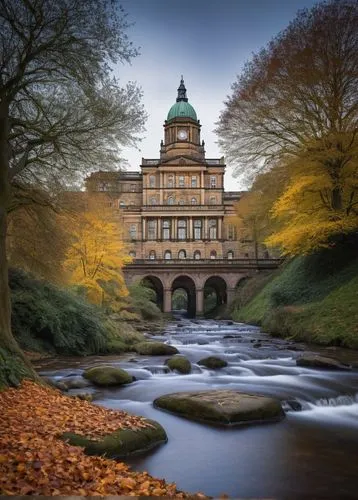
[[231, 250, 358, 348], [0, 380, 203, 497]]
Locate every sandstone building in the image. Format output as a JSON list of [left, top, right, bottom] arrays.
[[86, 78, 268, 261]]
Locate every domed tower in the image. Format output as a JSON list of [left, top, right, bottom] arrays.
[[160, 77, 205, 161]]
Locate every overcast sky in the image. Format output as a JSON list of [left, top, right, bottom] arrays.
[[115, 0, 318, 191]]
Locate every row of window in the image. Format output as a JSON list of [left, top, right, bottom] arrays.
[[149, 196, 218, 206], [128, 250, 236, 260], [148, 175, 218, 189], [129, 221, 237, 241]]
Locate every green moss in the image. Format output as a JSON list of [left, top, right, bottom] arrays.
[[83, 366, 133, 386], [0, 347, 38, 390], [198, 356, 228, 369], [233, 253, 358, 348], [61, 418, 167, 458], [134, 342, 179, 356], [166, 356, 191, 374]]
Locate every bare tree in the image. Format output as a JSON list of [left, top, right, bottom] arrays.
[[216, 0, 358, 207], [0, 0, 146, 386]]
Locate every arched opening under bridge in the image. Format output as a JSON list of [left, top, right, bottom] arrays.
[[171, 275, 196, 317], [204, 276, 227, 313], [141, 275, 164, 311]]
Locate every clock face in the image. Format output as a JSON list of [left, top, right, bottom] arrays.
[[177, 129, 188, 140]]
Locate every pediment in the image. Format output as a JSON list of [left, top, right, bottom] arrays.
[[161, 155, 205, 166]]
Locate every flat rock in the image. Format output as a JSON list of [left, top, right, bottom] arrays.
[[166, 355, 191, 374], [296, 354, 351, 370], [198, 356, 228, 369], [154, 390, 285, 426], [62, 418, 167, 458], [83, 366, 134, 386], [134, 341, 179, 356]]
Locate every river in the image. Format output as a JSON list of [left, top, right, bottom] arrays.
[[36, 318, 358, 499]]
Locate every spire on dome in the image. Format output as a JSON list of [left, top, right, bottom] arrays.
[[176, 76, 188, 102]]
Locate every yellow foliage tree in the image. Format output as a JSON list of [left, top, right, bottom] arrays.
[[64, 199, 131, 310]]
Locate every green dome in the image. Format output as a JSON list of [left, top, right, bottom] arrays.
[[167, 101, 197, 121]]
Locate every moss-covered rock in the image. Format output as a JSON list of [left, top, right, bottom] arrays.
[[61, 418, 167, 458], [296, 354, 351, 370], [154, 390, 284, 426], [198, 356, 228, 369], [166, 356, 191, 374], [133, 342, 179, 356], [83, 366, 134, 386]]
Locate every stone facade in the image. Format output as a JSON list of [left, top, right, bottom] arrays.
[[86, 79, 269, 262]]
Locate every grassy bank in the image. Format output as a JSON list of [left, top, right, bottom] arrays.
[[232, 249, 358, 348], [9, 269, 163, 357]]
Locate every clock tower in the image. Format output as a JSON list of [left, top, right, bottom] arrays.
[[160, 77, 205, 161]]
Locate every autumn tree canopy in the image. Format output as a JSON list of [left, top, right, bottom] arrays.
[[216, 0, 358, 254], [0, 0, 146, 386]]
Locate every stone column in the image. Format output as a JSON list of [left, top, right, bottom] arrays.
[[142, 218, 146, 240], [189, 217, 193, 240], [204, 217, 208, 240], [171, 217, 176, 239], [196, 288, 204, 316], [218, 217, 222, 240], [201, 171, 205, 204], [163, 288, 172, 313], [158, 217, 161, 240], [159, 173, 163, 204]]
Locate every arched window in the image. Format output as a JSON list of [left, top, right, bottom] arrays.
[[149, 175, 156, 188], [164, 250, 172, 260], [129, 251, 136, 258], [178, 249, 186, 259], [227, 250, 234, 260], [210, 250, 217, 260], [178, 219, 187, 240], [194, 250, 201, 260], [150, 197, 157, 205], [209, 219, 217, 239], [167, 175, 174, 188], [191, 197, 197, 205], [149, 250, 156, 260], [162, 219, 171, 240], [209, 196, 216, 205], [167, 196, 174, 205]]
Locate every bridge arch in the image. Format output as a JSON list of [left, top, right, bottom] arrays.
[[203, 275, 228, 312], [170, 275, 197, 317], [140, 275, 164, 311]]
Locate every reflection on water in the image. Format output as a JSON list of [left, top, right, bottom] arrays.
[[37, 318, 358, 498]]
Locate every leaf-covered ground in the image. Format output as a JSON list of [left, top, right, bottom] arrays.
[[0, 381, 205, 497]]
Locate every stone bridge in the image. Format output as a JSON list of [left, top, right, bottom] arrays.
[[123, 258, 282, 316]]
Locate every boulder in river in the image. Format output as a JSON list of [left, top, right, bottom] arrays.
[[166, 355, 191, 374], [61, 418, 167, 459], [198, 356, 228, 369], [134, 341, 179, 356], [83, 366, 134, 386], [154, 390, 285, 426], [296, 354, 351, 370]]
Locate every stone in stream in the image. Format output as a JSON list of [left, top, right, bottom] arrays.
[[61, 418, 167, 459], [296, 354, 351, 370], [198, 356, 228, 369], [83, 366, 134, 386], [134, 341, 179, 356], [165, 355, 191, 374], [154, 390, 285, 426]]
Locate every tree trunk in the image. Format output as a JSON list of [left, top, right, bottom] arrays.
[[0, 100, 38, 389]]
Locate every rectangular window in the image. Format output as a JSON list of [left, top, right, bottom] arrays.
[[179, 176, 185, 187], [148, 220, 157, 240], [129, 224, 137, 240], [228, 224, 234, 240], [130, 184, 136, 192], [178, 219, 187, 240], [209, 219, 217, 239], [210, 176, 216, 188], [191, 176, 197, 188], [167, 175, 174, 188], [194, 219, 202, 240], [149, 175, 155, 188], [162, 219, 171, 240]]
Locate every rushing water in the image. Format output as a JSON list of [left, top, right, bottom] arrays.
[[37, 318, 358, 499]]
